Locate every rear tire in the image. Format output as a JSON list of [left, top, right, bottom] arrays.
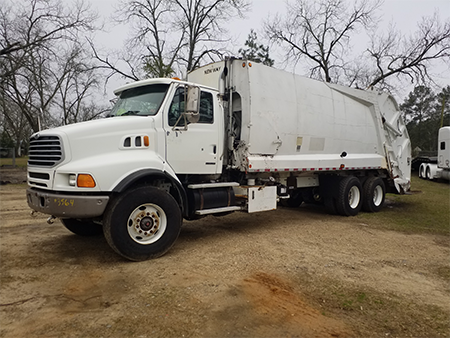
[[61, 218, 103, 236], [103, 186, 182, 261], [336, 176, 362, 216], [426, 167, 433, 180], [362, 177, 385, 212], [419, 164, 425, 179]]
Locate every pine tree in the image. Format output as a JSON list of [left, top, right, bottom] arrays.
[[238, 29, 274, 67]]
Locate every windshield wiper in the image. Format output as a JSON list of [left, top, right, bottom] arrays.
[[121, 110, 140, 116]]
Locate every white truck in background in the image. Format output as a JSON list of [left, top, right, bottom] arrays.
[[26, 58, 411, 261], [418, 127, 450, 181]]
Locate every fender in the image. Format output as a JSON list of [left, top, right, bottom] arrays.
[[112, 169, 188, 217]]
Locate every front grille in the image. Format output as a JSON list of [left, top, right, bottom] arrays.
[[29, 172, 50, 180], [28, 135, 64, 167]]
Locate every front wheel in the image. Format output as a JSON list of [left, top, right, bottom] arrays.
[[61, 218, 103, 236], [103, 186, 182, 261], [336, 176, 362, 216]]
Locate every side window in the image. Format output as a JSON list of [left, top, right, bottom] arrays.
[[199, 91, 214, 124], [168, 87, 185, 126], [168, 87, 214, 126]]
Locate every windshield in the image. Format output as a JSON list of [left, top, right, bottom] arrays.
[[110, 84, 170, 117]]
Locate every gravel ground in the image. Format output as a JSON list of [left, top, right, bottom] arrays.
[[0, 175, 449, 337]]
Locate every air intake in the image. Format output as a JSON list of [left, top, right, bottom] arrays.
[[28, 135, 64, 167]]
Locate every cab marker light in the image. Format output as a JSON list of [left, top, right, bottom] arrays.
[[144, 135, 149, 147], [77, 174, 96, 188]]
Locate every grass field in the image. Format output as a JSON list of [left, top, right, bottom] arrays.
[[357, 175, 450, 236], [0, 157, 28, 168]]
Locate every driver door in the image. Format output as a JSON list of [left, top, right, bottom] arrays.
[[164, 86, 222, 174]]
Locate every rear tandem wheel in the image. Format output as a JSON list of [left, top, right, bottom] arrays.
[[362, 177, 386, 212], [336, 176, 363, 216]]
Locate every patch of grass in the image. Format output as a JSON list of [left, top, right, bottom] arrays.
[[310, 280, 450, 337], [0, 157, 28, 168], [356, 175, 450, 235]]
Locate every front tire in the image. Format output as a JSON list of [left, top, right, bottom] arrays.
[[103, 186, 182, 261], [61, 218, 103, 236], [336, 176, 362, 216], [362, 177, 385, 212]]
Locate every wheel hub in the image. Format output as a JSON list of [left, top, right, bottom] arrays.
[[348, 186, 360, 209], [135, 212, 160, 235], [127, 204, 166, 245], [140, 216, 154, 231]]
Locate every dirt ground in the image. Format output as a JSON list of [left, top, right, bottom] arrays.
[[0, 168, 449, 338]]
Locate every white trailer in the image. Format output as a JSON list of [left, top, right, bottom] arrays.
[[419, 127, 450, 181], [27, 58, 411, 261]]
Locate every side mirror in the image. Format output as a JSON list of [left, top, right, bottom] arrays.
[[185, 85, 200, 123], [172, 85, 200, 130]]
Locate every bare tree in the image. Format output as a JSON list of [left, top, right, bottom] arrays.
[[94, 0, 249, 82], [366, 13, 450, 88], [123, 0, 184, 77], [0, 92, 32, 154], [56, 46, 109, 125], [265, 0, 381, 83], [0, 0, 96, 78], [0, 0, 103, 156], [89, 40, 142, 84], [172, 0, 249, 72]]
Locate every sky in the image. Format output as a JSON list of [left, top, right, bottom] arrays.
[[89, 0, 450, 100]]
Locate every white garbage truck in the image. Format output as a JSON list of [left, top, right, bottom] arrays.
[[27, 58, 411, 261], [418, 127, 450, 181]]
